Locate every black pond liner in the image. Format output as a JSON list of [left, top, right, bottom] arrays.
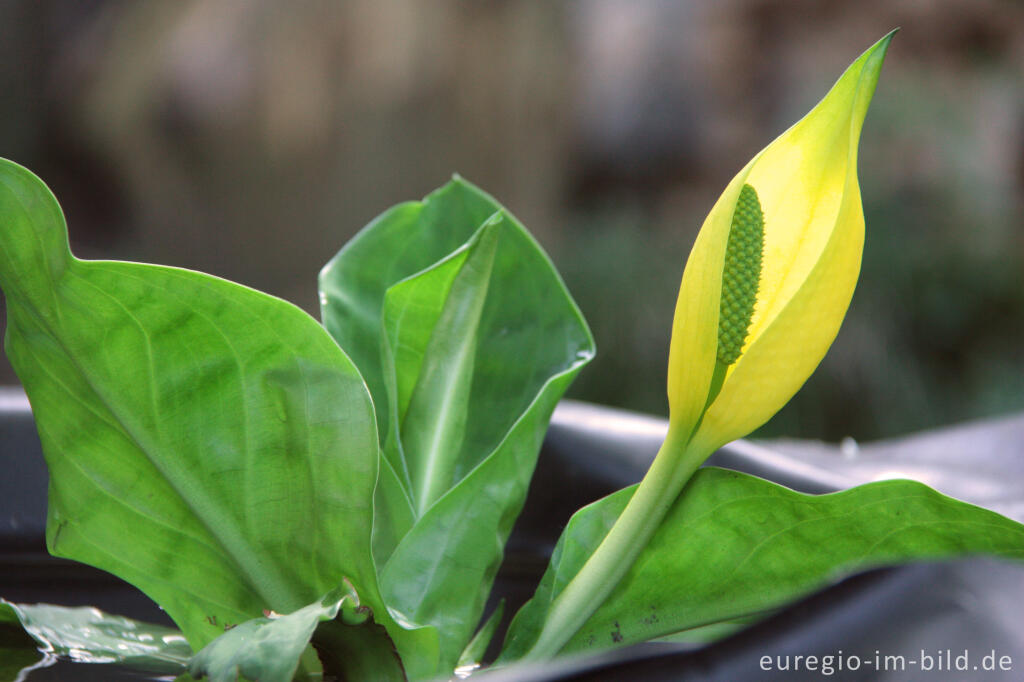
[[3, 388, 1024, 681]]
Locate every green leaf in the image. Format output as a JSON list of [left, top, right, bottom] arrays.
[[0, 599, 190, 675], [319, 179, 504, 441], [501, 467, 1024, 660], [188, 597, 325, 682], [0, 645, 39, 682], [396, 217, 501, 516], [189, 583, 403, 682], [456, 600, 504, 674], [0, 603, 45, 682], [379, 361, 583, 671], [320, 178, 594, 673], [0, 158, 435, 675], [313, 614, 407, 682]]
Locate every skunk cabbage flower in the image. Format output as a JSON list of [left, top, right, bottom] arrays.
[[668, 32, 893, 457], [519, 35, 893, 663]]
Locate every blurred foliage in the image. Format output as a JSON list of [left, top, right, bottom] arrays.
[[0, 0, 1022, 444]]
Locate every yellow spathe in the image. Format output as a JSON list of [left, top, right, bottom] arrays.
[[667, 32, 893, 451]]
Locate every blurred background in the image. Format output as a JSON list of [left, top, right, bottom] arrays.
[[0, 0, 1021, 443]]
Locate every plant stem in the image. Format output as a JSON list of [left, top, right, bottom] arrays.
[[522, 424, 709, 660]]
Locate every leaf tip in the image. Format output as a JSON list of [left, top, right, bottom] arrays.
[[855, 29, 897, 94]]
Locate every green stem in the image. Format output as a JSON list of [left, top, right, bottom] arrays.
[[522, 424, 709, 661]]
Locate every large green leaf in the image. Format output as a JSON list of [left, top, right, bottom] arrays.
[[0, 599, 190, 676], [0, 158, 436, 676], [500, 467, 1024, 660], [320, 178, 594, 672]]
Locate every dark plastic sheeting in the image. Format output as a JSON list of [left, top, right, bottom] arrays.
[[3, 389, 1024, 681]]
